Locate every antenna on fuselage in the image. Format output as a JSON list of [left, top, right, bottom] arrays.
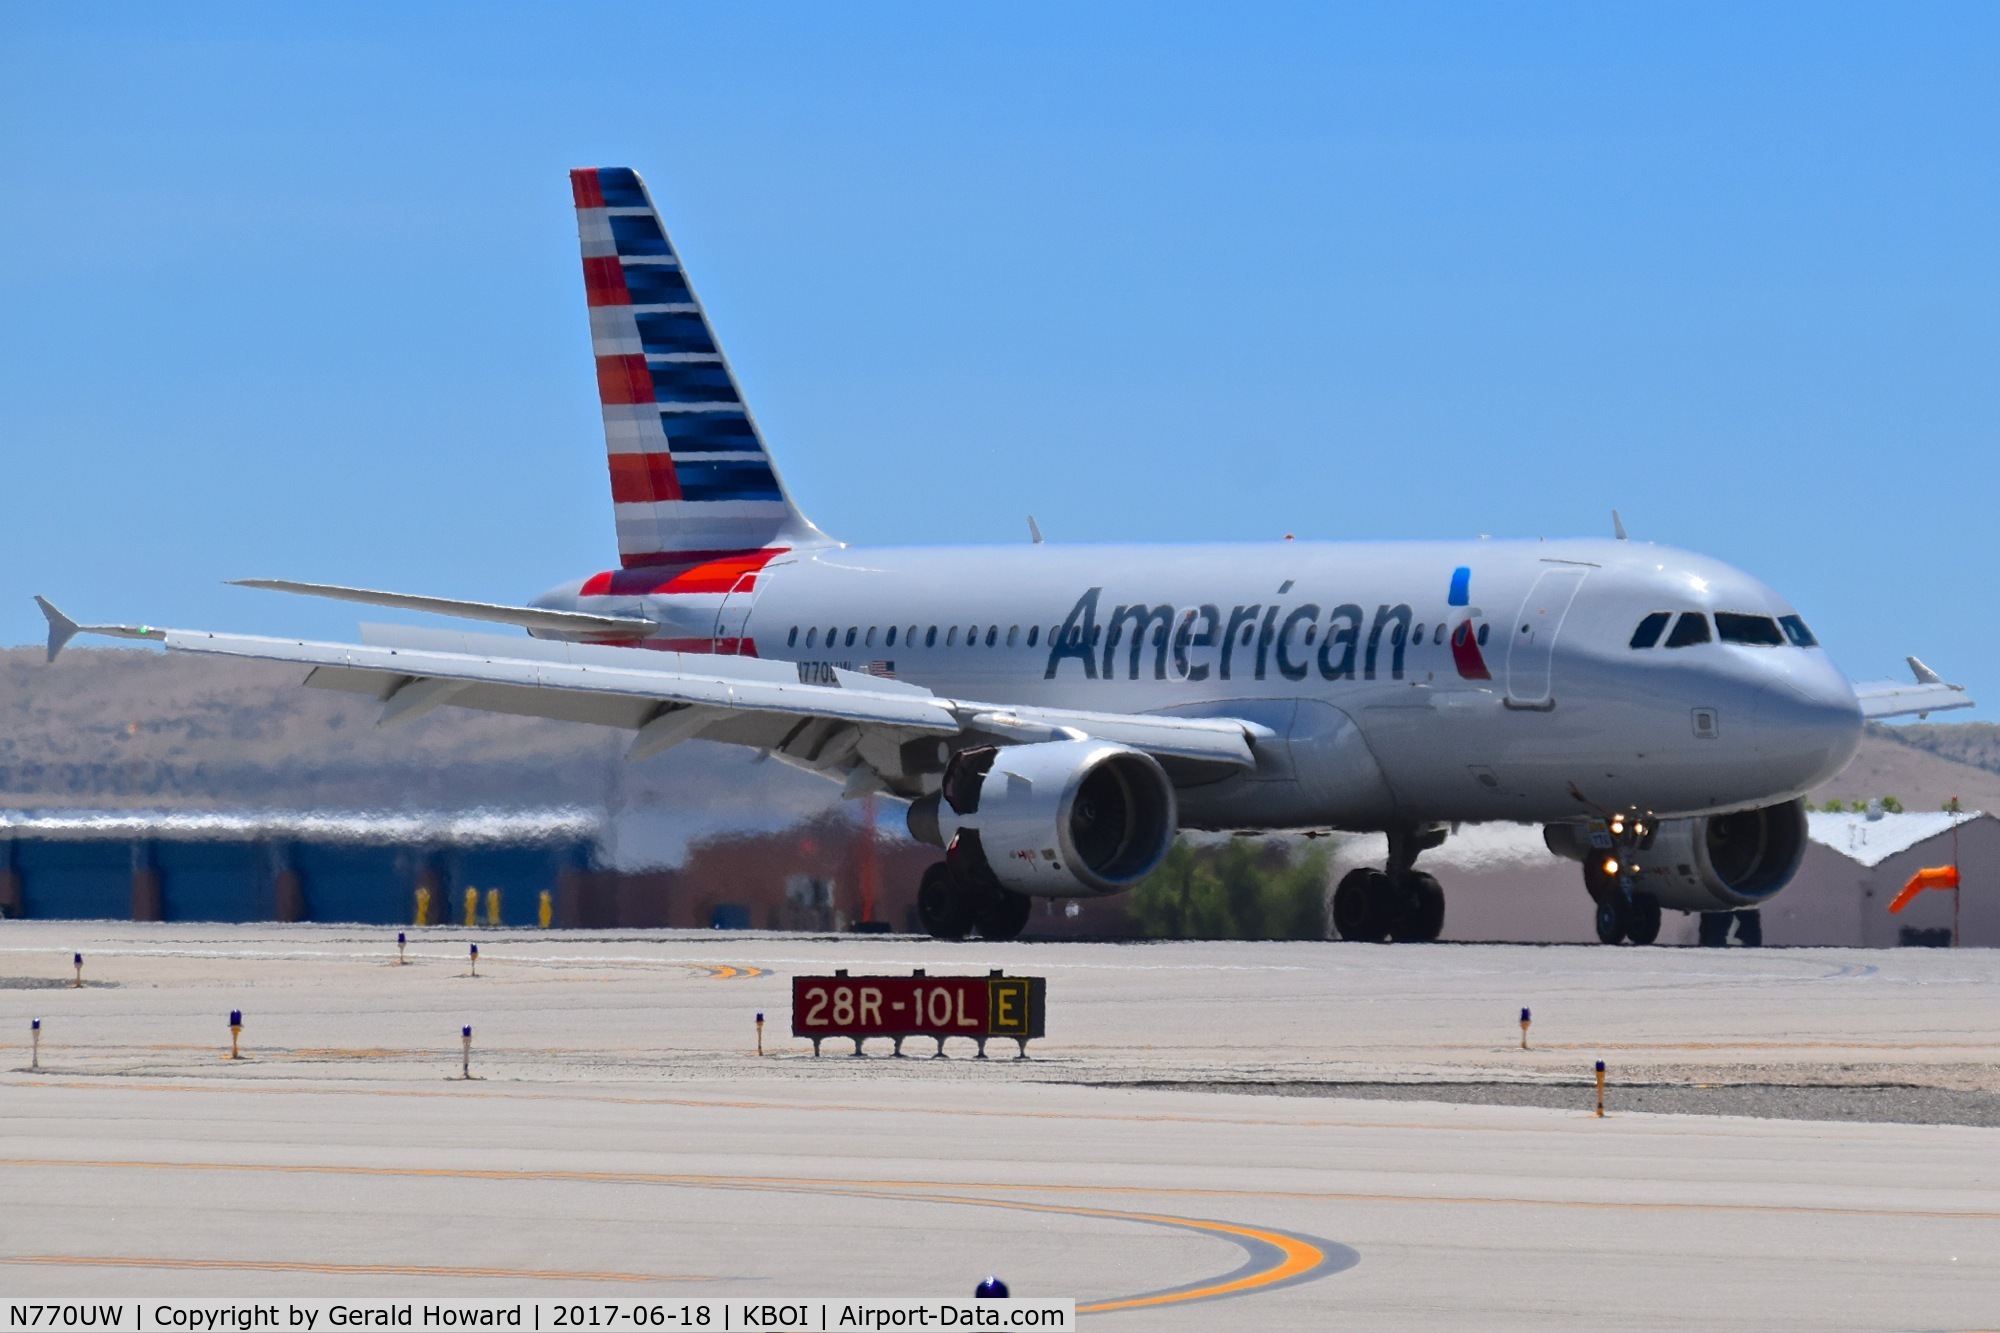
[[1027, 516, 1045, 545], [1611, 509, 1628, 541]]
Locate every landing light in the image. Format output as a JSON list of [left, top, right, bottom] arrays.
[[1602, 858, 1620, 877]]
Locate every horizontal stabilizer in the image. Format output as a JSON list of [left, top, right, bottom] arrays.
[[231, 579, 657, 637]]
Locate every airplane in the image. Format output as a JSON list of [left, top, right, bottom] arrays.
[[37, 166, 1974, 945]]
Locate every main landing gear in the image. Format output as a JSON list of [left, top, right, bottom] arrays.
[[917, 861, 1033, 942], [1332, 825, 1448, 943]]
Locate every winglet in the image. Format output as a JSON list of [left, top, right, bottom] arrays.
[[32, 597, 168, 659], [34, 596, 79, 662], [1028, 515, 1045, 545], [1612, 509, 1627, 541], [1907, 656, 1943, 686]]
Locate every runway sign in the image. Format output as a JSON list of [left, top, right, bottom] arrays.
[[791, 969, 1046, 1056]]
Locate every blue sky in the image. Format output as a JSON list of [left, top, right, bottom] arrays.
[[2, 5, 1996, 712]]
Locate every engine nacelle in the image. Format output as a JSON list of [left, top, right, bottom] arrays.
[[907, 740, 1177, 897], [1545, 799, 1809, 912]]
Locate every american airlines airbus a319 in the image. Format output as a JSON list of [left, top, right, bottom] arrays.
[[39, 167, 1974, 944]]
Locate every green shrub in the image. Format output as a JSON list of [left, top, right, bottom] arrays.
[[1127, 838, 1331, 940]]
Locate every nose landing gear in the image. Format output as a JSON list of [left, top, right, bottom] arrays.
[[1585, 813, 1661, 945]]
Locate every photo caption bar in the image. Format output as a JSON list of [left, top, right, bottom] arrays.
[[2, 1302, 1075, 1333]]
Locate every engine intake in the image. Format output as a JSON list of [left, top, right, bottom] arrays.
[[1545, 799, 1808, 912], [908, 740, 1177, 896]]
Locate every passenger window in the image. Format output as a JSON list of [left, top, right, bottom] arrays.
[[985, 626, 997, 647], [787, 627, 798, 648], [925, 626, 938, 648], [805, 627, 818, 649], [947, 627, 959, 647], [886, 626, 898, 647], [1476, 624, 1489, 646], [1434, 624, 1445, 645], [1778, 615, 1817, 648], [844, 627, 857, 648], [1006, 625, 1019, 647], [1413, 623, 1425, 643], [1664, 612, 1712, 648], [1629, 612, 1671, 649], [1027, 625, 1040, 647], [1715, 613, 1784, 647], [865, 627, 876, 647]]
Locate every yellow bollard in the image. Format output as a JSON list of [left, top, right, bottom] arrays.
[[484, 888, 501, 928], [1595, 1060, 1606, 1118], [414, 887, 431, 927], [462, 887, 478, 928], [537, 890, 553, 930]]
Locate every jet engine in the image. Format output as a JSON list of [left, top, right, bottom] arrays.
[[1544, 799, 1809, 912], [907, 740, 1177, 897]]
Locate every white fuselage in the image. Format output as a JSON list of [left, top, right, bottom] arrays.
[[537, 536, 1863, 834]]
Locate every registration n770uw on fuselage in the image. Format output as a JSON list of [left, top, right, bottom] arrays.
[[40, 166, 1971, 944]]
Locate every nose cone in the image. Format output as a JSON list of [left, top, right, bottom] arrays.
[[1754, 653, 1863, 793]]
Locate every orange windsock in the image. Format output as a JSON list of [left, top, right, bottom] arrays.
[[1887, 865, 1960, 914]]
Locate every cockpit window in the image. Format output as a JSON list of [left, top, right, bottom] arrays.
[[1778, 614, 1817, 648], [1715, 613, 1785, 647], [1663, 612, 1712, 648], [1629, 612, 1671, 649]]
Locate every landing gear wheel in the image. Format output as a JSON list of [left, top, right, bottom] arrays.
[[1625, 894, 1662, 946], [917, 862, 973, 941], [1595, 895, 1631, 945], [974, 889, 1033, 941], [1390, 871, 1445, 943], [1333, 868, 1391, 942]]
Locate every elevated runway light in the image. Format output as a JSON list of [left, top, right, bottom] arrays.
[[71, 953, 82, 988], [228, 1010, 243, 1061], [975, 1278, 1009, 1299], [755, 1012, 765, 1057], [397, 931, 407, 966], [1520, 1007, 1531, 1050], [1595, 1060, 1606, 1118], [31, 1018, 40, 1070]]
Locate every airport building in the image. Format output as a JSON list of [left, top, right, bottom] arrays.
[[0, 809, 598, 927], [1764, 809, 1997, 947]]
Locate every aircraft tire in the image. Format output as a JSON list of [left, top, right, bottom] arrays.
[[1333, 868, 1391, 942], [974, 888, 1033, 941], [1388, 871, 1445, 942], [1697, 911, 1732, 947], [1594, 896, 1630, 945], [918, 862, 974, 941], [1734, 908, 1763, 947], [1625, 895, 1662, 946]]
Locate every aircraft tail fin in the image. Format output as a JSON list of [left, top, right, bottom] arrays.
[[571, 166, 831, 569]]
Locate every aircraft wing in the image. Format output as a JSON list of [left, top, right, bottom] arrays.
[[35, 604, 1266, 793], [1851, 656, 1974, 721], [228, 578, 658, 638]]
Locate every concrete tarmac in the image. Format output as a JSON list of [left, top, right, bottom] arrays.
[[1, 923, 1997, 1329]]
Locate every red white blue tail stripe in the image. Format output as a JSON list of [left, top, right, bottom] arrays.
[[571, 166, 827, 568]]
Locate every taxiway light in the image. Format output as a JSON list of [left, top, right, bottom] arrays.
[[469, 943, 479, 977], [975, 1278, 1009, 1299], [30, 1018, 40, 1071], [71, 953, 82, 988], [460, 1024, 473, 1079], [228, 1010, 244, 1060], [397, 931, 407, 965], [755, 1012, 766, 1057], [1594, 1060, 1607, 1118], [1519, 1007, 1531, 1050]]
